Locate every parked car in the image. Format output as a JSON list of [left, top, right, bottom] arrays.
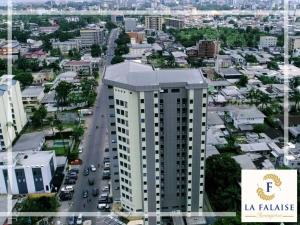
[[59, 192, 72, 201], [102, 185, 110, 193], [102, 170, 110, 180], [61, 185, 74, 193], [103, 157, 110, 163], [90, 165, 96, 172], [68, 216, 75, 225], [97, 203, 110, 211], [69, 168, 79, 174], [64, 179, 76, 185], [98, 193, 109, 203], [92, 188, 99, 196], [76, 214, 83, 225], [82, 190, 88, 198]]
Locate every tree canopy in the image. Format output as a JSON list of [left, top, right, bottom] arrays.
[[205, 154, 241, 211]]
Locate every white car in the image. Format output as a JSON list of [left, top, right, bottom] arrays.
[[61, 185, 74, 193], [76, 214, 83, 224], [90, 165, 96, 172], [97, 203, 109, 210]]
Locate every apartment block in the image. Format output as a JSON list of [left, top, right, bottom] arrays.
[[259, 36, 277, 48], [0, 151, 56, 194], [104, 62, 208, 225], [80, 27, 105, 48], [197, 40, 220, 58], [0, 75, 27, 151], [52, 39, 81, 54], [145, 16, 163, 31], [164, 17, 185, 29]]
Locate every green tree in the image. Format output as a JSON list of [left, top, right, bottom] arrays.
[[72, 126, 84, 142], [105, 21, 117, 31], [14, 71, 33, 87], [267, 61, 279, 70], [31, 105, 47, 127], [55, 81, 74, 107], [68, 48, 81, 60], [50, 48, 62, 57], [236, 75, 248, 87], [245, 54, 258, 63], [91, 44, 102, 57], [291, 89, 300, 112], [205, 154, 241, 211], [253, 124, 267, 133], [147, 37, 155, 44], [111, 55, 124, 64]]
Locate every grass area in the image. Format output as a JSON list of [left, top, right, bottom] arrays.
[[53, 147, 66, 156], [169, 27, 268, 48], [147, 53, 176, 68]]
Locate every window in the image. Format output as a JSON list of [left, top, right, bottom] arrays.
[[154, 93, 158, 97], [141, 99, 144, 103], [190, 100, 193, 104], [171, 89, 180, 93], [141, 109, 145, 113], [203, 103, 206, 107], [203, 93, 206, 97]]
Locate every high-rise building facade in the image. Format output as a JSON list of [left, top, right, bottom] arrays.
[[145, 16, 163, 31], [104, 62, 208, 225], [0, 75, 27, 151], [80, 27, 105, 48], [197, 40, 220, 58]]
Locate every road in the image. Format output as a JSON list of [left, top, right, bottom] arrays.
[[57, 28, 119, 225]]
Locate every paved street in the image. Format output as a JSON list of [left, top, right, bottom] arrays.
[[56, 28, 120, 225]]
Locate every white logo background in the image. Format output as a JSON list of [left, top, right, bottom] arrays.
[[242, 170, 297, 223]]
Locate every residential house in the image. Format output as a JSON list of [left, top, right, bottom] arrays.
[[229, 107, 266, 129]]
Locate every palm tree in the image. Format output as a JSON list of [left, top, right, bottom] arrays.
[[291, 89, 300, 112], [54, 120, 68, 157], [258, 92, 271, 110]]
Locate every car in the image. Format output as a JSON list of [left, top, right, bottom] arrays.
[[83, 168, 89, 176], [59, 192, 72, 201], [102, 185, 110, 192], [67, 216, 75, 225], [90, 164, 96, 172], [92, 188, 99, 196], [69, 168, 79, 174], [64, 179, 76, 185], [97, 203, 110, 211], [82, 190, 88, 198], [103, 157, 110, 163], [98, 196, 108, 204], [102, 171, 110, 180], [88, 178, 95, 185], [76, 214, 83, 224], [61, 185, 74, 193], [104, 162, 110, 169]]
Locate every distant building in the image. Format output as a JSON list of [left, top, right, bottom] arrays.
[[0, 40, 20, 62], [127, 32, 145, 44], [145, 16, 163, 31], [111, 15, 124, 25], [80, 27, 105, 48], [259, 36, 277, 48], [164, 17, 185, 29], [52, 39, 81, 54], [215, 55, 233, 72], [124, 18, 137, 32], [0, 75, 27, 151], [39, 26, 59, 34], [0, 151, 56, 194], [289, 36, 300, 51], [197, 40, 220, 58]]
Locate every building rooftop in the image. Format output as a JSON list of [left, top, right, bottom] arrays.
[[22, 86, 44, 97], [0, 150, 54, 167], [232, 154, 257, 169], [207, 111, 224, 126], [231, 107, 265, 120], [13, 131, 45, 152], [104, 61, 207, 91]]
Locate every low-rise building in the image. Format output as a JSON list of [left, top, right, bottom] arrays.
[[0, 150, 56, 194], [13, 131, 45, 152], [52, 39, 80, 54], [0, 40, 20, 62], [32, 69, 54, 84], [62, 60, 92, 75], [21, 86, 45, 111], [229, 107, 266, 129]]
